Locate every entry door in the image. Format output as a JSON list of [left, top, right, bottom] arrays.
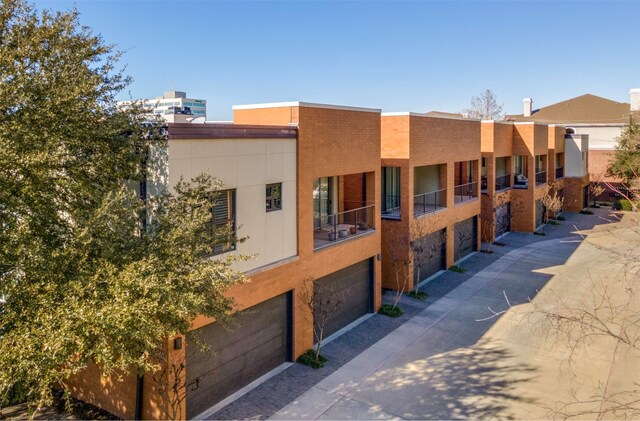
[[495, 203, 511, 238], [313, 177, 334, 229], [535, 200, 545, 227]]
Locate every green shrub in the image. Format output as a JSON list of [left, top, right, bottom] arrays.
[[407, 290, 429, 301], [580, 209, 594, 215], [556, 215, 566, 221], [379, 304, 404, 318], [613, 199, 636, 211], [296, 349, 328, 369], [548, 220, 560, 225], [1, 381, 31, 406], [533, 231, 546, 236], [448, 265, 467, 273]]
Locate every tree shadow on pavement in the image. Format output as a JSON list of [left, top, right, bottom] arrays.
[[352, 340, 538, 420]]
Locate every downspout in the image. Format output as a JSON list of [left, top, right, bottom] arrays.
[[134, 373, 144, 420], [362, 173, 367, 205]]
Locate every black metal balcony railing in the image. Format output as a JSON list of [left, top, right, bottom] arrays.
[[414, 189, 446, 217], [454, 181, 479, 204], [313, 204, 375, 250], [555, 167, 564, 179], [535, 171, 547, 186], [381, 195, 401, 219], [495, 174, 511, 191]]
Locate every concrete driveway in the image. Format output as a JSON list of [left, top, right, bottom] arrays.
[[271, 211, 640, 420]]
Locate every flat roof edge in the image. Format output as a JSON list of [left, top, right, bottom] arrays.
[[232, 101, 381, 113], [382, 112, 480, 122], [167, 122, 297, 139]]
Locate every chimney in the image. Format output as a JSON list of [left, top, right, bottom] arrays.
[[630, 89, 640, 112], [523, 98, 533, 117]]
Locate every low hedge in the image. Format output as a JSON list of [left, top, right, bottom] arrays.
[[613, 199, 637, 211]]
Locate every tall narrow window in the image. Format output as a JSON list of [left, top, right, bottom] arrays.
[[313, 177, 333, 229], [212, 189, 236, 255], [266, 183, 282, 212], [382, 167, 401, 214], [515, 156, 528, 176]]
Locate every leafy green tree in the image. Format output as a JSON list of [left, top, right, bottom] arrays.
[[0, 0, 245, 413], [608, 117, 640, 189]]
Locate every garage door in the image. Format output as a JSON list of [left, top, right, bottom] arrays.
[[535, 199, 545, 228], [495, 203, 511, 238], [454, 216, 477, 262], [315, 259, 373, 338], [185, 293, 291, 419], [413, 229, 446, 285]]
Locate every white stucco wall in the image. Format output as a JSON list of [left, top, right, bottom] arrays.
[[570, 125, 623, 151], [565, 134, 589, 177], [150, 137, 297, 273]]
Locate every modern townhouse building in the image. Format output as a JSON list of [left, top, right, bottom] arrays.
[[508, 89, 639, 201], [480, 121, 589, 242], [480, 120, 516, 242], [69, 102, 383, 420], [65, 98, 592, 421], [380, 113, 481, 291]]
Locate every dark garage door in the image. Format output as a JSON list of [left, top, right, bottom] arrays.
[[454, 216, 477, 262], [495, 203, 511, 238], [185, 293, 291, 419], [315, 259, 373, 339], [413, 228, 446, 285], [535, 199, 545, 228]]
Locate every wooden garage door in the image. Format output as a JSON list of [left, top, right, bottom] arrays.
[[315, 259, 372, 339], [185, 293, 291, 419], [413, 229, 446, 285], [454, 216, 478, 262], [495, 203, 511, 238], [535, 199, 545, 228]]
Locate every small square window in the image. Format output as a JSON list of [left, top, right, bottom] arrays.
[[266, 183, 282, 212]]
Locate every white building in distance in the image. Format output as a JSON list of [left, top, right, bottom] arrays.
[[119, 90, 207, 122]]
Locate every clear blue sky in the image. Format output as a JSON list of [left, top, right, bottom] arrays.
[[34, 0, 640, 120]]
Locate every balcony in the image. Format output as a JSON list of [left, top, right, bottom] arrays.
[[313, 204, 375, 250], [555, 167, 564, 179], [414, 189, 446, 217], [454, 181, 479, 205], [535, 171, 547, 186], [495, 174, 511, 192], [514, 174, 528, 189], [382, 194, 401, 219]]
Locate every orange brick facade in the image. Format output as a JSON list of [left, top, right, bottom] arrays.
[[480, 121, 588, 241], [381, 115, 481, 291], [69, 105, 592, 420]]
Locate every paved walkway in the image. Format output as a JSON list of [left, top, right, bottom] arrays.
[[267, 209, 640, 420], [211, 209, 629, 420]]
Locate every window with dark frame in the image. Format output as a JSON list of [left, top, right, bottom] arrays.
[[266, 183, 282, 212], [211, 189, 236, 256]]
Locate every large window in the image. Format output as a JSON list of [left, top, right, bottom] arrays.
[[382, 167, 400, 216], [266, 183, 282, 212], [313, 177, 333, 229], [515, 155, 528, 176], [211, 189, 236, 256]]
